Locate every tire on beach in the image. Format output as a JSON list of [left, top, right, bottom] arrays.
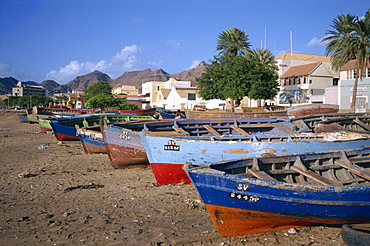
[[341, 224, 370, 246]]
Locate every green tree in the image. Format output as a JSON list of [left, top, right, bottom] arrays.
[[247, 48, 277, 70], [85, 94, 124, 110], [84, 81, 112, 101], [216, 28, 251, 56], [322, 10, 370, 112], [196, 54, 278, 107]]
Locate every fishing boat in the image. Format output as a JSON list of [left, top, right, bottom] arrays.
[[141, 130, 370, 185], [17, 113, 29, 123], [183, 146, 370, 237], [25, 106, 98, 123], [38, 118, 55, 133], [185, 106, 287, 119], [290, 113, 370, 134], [50, 114, 155, 141], [76, 125, 106, 154], [287, 104, 339, 117], [101, 117, 300, 169]]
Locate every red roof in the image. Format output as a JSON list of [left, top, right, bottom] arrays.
[[280, 62, 320, 78]]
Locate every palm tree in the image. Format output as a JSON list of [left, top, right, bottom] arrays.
[[216, 28, 251, 56], [247, 48, 277, 70], [322, 10, 370, 112]]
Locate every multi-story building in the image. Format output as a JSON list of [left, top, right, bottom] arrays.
[[111, 85, 139, 95], [142, 78, 192, 109], [12, 81, 47, 97], [336, 60, 370, 113], [277, 61, 339, 105]]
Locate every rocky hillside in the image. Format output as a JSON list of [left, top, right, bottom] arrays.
[[0, 61, 208, 95]]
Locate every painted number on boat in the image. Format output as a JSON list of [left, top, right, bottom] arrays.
[[236, 184, 249, 191], [164, 140, 180, 151], [229, 192, 259, 202], [119, 130, 131, 140]]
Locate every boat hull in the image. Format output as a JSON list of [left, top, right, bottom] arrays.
[[102, 127, 149, 168], [185, 159, 370, 237], [51, 115, 154, 141], [141, 133, 370, 185], [17, 114, 29, 123], [78, 130, 106, 154], [288, 104, 339, 117], [38, 119, 53, 133]]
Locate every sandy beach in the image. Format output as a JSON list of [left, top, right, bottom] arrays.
[[0, 110, 347, 246]]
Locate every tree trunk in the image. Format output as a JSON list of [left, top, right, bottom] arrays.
[[350, 69, 359, 113]]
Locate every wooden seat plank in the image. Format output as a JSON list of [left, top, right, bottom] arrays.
[[291, 166, 342, 186], [335, 159, 370, 181], [248, 168, 278, 181], [230, 126, 250, 136], [172, 126, 190, 136], [203, 125, 222, 136]]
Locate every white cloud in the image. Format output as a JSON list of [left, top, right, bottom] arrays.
[[306, 37, 328, 47], [46, 45, 145, 84], [0, 63, 40, 81], [166, 39, 182, 51], [188, 59, 201, 69]]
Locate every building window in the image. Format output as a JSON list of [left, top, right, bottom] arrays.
[[333, 78, 339, 86], [156, 85, 160, 91], [309, 80, 312, 84], [188, 93, 196, 100], [367, 67, 370, 78]]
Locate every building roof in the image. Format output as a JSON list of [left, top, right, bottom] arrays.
[[339, 59, 370, 71], [276, 52, 332, 63], [175, 87, 199, 98], [161, 89, 171, 99], [280, 62, 321, 78]]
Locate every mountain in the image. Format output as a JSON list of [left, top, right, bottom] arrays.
[[0, 61, 208, 95], [66, 70, 112, 91], [0, 77, 18, 95], [172, 61, 208, 87], [111, 68, 170, 89]]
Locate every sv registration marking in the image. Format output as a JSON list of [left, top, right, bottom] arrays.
[[164, 140, 180, 151], [119, 130, 131, 140], [229, 192, 259, 202]]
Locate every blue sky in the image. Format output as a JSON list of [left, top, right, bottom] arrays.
[[0, 0, 367, 85]]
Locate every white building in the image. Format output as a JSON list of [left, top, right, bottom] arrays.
[[337, 60, 370, 113], [12, 81, 47, 97]]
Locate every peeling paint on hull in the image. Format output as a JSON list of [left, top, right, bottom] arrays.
[[105, 143, 149, 168], [81, 141, 106, 154]]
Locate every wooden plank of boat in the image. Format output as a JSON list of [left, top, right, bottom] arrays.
[[203, 125, 222, 136], [291, 165, 342, 186], [172, 126, 190, 136], [354, 118, 370, 131], [247, 168, 277, 181], [335, 155, 370, 181], [230, 126, 250, 136]]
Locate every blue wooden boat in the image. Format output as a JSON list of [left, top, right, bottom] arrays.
[[101, 117, 300, 169], [183, 146, 370, 237], [141, 130, 370, 185], [50, 114, 155, 141], [17, 113, 29, 123], [76, 125, 106, 154]]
